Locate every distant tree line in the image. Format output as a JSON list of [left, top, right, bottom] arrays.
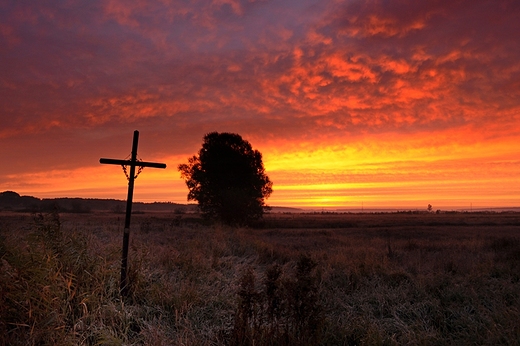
[[0, 191, 193, 213]]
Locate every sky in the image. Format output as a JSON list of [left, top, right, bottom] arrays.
[[1, 0, 519, 209]]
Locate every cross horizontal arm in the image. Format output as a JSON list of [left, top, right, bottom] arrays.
[[100, 158, 166, 169]]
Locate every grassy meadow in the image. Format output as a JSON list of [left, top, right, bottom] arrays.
[[1, 210, 520, 345]]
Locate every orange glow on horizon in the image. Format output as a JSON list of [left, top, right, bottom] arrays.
[[6, 129, 519, 210]]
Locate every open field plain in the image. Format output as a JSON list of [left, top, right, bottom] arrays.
[[1, 211, 520, 345]]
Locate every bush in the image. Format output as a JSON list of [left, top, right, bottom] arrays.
[[230, 255, 322, 346]]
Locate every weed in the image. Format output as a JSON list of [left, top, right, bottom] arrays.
[[228, 255, 323, 345]]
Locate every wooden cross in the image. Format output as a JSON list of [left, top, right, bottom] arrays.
[[100, 130, 166, 296]]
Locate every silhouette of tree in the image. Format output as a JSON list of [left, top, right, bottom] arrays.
[[179, 132, 273, 225]]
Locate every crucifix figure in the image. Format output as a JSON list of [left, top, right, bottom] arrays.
[[100, 130, 166, 296]]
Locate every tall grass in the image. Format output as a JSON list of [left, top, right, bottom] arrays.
[[1, 211, 520, 345]]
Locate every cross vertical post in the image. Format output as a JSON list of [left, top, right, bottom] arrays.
[[100, 130, 166, 297], [121, 130, 139, 296]]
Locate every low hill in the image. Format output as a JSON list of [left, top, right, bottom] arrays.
[[0, 191, 301, 214], [0, 191, 195, 213]]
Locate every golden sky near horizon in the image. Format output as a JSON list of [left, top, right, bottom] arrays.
[[1, 0, 519, 209]]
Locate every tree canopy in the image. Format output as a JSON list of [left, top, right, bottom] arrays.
[[178, 132, 273, 225]]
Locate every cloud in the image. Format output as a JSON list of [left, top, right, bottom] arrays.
[[1, 0, 519, 206], [4, 0, 518, 137], [304, 0, 520, 129]]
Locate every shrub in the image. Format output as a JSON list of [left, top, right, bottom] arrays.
[[230, 255, 323, 346]]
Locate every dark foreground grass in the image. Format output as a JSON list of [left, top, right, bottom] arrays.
[[1, 211, 520, 345]]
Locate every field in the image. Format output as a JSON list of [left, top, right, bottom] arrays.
[[1, 210, 520, 345]]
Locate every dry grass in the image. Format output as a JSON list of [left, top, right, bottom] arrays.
[[1, 211, 520, 345]]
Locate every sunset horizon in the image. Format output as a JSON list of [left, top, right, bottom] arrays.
[[1, 1, 519, 210]]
